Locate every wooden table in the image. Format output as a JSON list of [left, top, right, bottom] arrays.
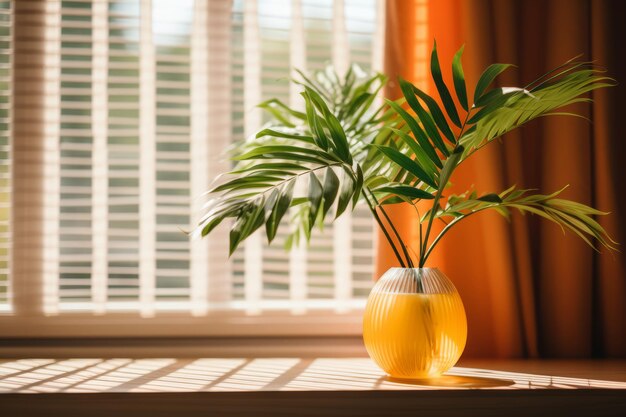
[[1, 358, 625, 416]]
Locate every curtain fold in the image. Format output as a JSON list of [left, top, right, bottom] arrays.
[[381, 0, 626, 358]]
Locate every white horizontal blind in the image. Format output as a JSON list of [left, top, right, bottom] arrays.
[[288, 0, 307, 311], [351, 0, 383, 298], [108, 0, 142, 305], [152, 0, 194, 304], [7, 0, 382, 316], [230, 0, 380, 308]]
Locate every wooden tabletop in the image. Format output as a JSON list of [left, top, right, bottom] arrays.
[[1, 358, 625, 416]]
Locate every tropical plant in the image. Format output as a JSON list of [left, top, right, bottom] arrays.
[[195, 42, 617, 268]]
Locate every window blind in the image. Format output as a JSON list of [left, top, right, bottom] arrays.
[[7, 0, 384, 316]]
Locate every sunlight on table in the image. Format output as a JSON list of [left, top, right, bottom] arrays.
[[1, 358, 625, 393]]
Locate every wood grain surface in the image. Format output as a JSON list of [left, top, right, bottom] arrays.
[[1, 358, 625, 416]]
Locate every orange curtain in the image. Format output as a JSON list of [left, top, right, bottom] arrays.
[[379, 0, 626, 358]]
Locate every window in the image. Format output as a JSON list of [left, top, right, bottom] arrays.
[[2, 0, 384, 331]]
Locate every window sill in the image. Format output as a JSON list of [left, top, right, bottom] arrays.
[[0, 306, 364, 338], [1, 358, 625, 417], [0, 336, 368, 359]]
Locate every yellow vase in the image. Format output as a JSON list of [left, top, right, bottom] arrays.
[[363, 268, 467, 379]]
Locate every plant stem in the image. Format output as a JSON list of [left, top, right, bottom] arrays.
[[421, 208, 489, 265], [419, 192, 444, 267], [362, 189, 407, 268], [342, 164, 408, 267], [419, 110, 472, 267], [367, 190, 415, 268], [411, 203, 423, 261], [421, 218, 460, 266]]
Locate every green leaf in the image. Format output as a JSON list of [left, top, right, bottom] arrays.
[[411, 85, 456, 147], [398, 77, 454, 149], [438, 145, 464, 190], [336, 169, 355, 218], [260, 105, 295, 127], [211, 175, 282, 193], [364, 174, 389, 189], [308, 172, 323, 227], [220, 183, 277, 195], [474, 86, 531, 108], [352, 165, 364, 207], [546, 198, 607, 216], [234, 144, 338, 166], [492, 205, 511, 220], [498, 184, 519, 199], [243, 200, 267, 237], [322, 167, 340, 216], [229, 215, 246, 255], [233, 162, 307, 174], [229, 200, 266, 255], [474, 63, 513, 103], [266, 180, 295, 242], [324, 113, 352, 163], [291, 197, 308, 206], [374, 145, 438, 189], [234, 145, 331, 161], [344, 92, 373, 119], [258, 98, 306, 123], [256, 128, 315, 144], [379, 196, 406, 205], [294, 69, 332, 101], [200, 213, 229, 237], [430, 41, 462, 127], [452, 45, 468, 111], [461, 66, 613, 152], [477, 193, 503, 203], [264, 189, 280, 217], [304, 87, 352, 163], [284, 233, 295, 250], [524, 56, 586, 91], [241, 152, 330, 165], [342, 65, 356, 96], [303, 92, 330, 150], [377, 185, 435, 200], [387, 127, 438, 175], [385, 100, 442, 169]]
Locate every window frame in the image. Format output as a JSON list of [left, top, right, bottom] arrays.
[[0, 306, 364, 338], [4, 0, 385, 338]]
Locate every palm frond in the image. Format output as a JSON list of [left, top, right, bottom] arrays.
[[196, 42, 617, 269], [195, 65, 380, 254], [422, 186, 618, 260], [459, 65, 614, 156], [366, 41, 615, 265]]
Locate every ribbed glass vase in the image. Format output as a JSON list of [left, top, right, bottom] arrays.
[[363, 268, 467, 379]]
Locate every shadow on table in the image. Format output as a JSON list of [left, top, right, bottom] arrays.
[[5, 358, 626, 393], [384, 374, 515, 388]]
